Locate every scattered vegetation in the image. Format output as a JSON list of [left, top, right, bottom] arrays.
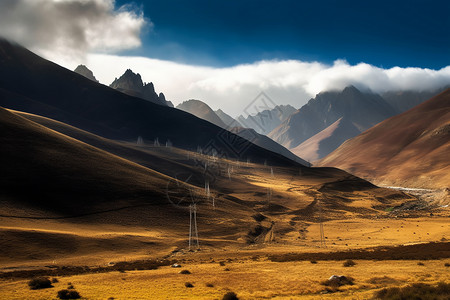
[[179, 270, 191, 274], [367, 276, 398, 285], [251, 213, 267, 222], [0, 259, 174, 280], [268, 242, 450, 262], [28, 277, 52, 290], [343, 259, 356, 267], [219, 261, 226, 266], [57, 289, 81, 299], [184, 282, 194, 288], [373, 282, 450, 299], [222, 291, 239, 300]]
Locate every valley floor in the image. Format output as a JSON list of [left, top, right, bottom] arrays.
[[0, 216, 449, 299]]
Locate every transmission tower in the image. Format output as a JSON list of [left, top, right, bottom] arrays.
[[318, 199, 326, 247], [189, 203, 199, 250]]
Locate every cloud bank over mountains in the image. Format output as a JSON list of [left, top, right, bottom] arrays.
[[0, 0, 148, 64], [83, 54, 450, 116], [0, 0, 448, 116]]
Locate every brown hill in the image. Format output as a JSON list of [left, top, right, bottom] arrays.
[[318, 89, 450, 189], [291, 117, 361, 162]]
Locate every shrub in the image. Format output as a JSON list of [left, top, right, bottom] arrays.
[[57, 289, 81, 299], [28, 277, 53, 290], [224, 268, 230, 271], [185, 282, 194, 288], [343, 259, 356, 267], [222, 291, 239, 300], [444, 263, 449, 267], [310, 260, 318, 264], [67, 284, 75, 289], [205, 283, 214, 287], [322, 275, 354, 288], [51, 278, 59, 283], [373, 282, 450, 299], [417, 262, 425, 266], [179, 269, 191, 274], [219, 261, 226, 266]]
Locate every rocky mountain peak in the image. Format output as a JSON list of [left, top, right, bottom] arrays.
[[74, 64, 98, 82]]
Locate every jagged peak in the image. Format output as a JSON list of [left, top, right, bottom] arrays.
[[74, 64, 98, 82]]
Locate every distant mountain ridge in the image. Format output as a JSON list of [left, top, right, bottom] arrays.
[[238, 104, 297, 135], [318, 88, 450, 189], [176, 99, 309, 166], [110, 69, 173, 107], [215, 109, 243, 128], [269, 86, 397, 149]]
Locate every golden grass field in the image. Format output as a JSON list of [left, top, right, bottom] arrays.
[[1, 109, 449, 299]]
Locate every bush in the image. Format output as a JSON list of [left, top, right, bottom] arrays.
[[222, 291, 239, 300], [179, 270, 191, 274], [219, 261, 226, 266], [185, 282, 194, 288], [57, 289, 81, 299], [444, 262, 449, 267], [343, 259, 356, 267], [417, 262, 425, 266], [205, 283, 214, 287], [28, 277, 53, 290], [310, 260, 318, 264], [322, 275, 354, 288], [373, 282, 450, 299], [51, 278, 59, 283]]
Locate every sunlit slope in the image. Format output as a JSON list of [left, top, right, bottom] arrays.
[[318, 89, 450, 188]]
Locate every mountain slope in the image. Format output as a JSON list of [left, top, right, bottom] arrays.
[[269, 86, 396, 149], [0, 39, 300, 167], [215, 108, 243, 127], [176, 99, 227, 128], [318, 89, 450, 188], [382, 88, 447, 113], [291, 117, 361, 162]]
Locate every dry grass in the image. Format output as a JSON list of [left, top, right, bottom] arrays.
[[1, 259, 449, 299]]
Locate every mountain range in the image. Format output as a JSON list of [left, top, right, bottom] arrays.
[[237, 104, 297, 135], [0, 39, 302, 167], [176, 99, 309, 166], [318, 89, 450, 189]]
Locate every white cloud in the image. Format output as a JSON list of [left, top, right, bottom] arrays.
[[80, 54, 450, 117], [0, 0, 147, 64]]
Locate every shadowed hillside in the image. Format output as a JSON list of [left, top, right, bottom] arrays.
[[0, 39, 301, 167]]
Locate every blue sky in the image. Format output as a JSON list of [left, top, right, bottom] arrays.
[[1, 0, 449, 115], [117, 0, 450, 69]]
